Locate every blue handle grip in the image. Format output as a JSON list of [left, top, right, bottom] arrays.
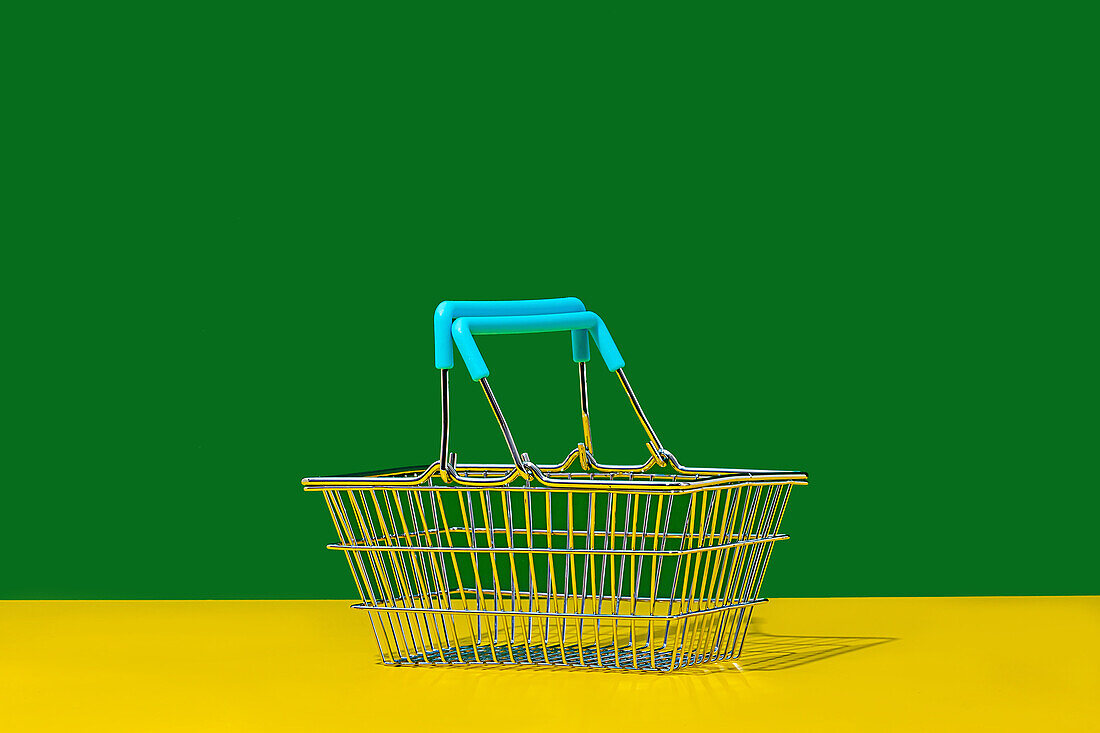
[[434, 298, 587, 370], [451, 312, 625, 380]]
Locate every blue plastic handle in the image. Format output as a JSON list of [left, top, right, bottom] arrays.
[[434, 298, 587, 370], [451, 312, 625, 380]]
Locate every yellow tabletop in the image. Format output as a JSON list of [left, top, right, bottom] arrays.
[[3, 597, 1097, 731]]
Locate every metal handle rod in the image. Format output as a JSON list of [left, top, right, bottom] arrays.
[[579, 362, 593, 457], [439, 369, 451, 480], [479, 377, 530, 480], [616, 368, 665, 456]]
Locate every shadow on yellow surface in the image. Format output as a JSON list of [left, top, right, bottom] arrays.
[[735, 623, 896, 671]]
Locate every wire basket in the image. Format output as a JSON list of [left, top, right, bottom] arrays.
[[303, 298, 807, 672]]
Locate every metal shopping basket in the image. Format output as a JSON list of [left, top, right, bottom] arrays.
[[302, 298, 808, 672]]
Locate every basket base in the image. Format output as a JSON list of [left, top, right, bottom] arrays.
[[389, 642, 732, 671]]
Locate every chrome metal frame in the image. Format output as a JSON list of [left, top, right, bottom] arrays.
[[304, 357, 807, 671]]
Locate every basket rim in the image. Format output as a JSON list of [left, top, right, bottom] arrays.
[[302, 462, 808, 493]]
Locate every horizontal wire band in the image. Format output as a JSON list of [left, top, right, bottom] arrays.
[[358, 526, 782, 545], [328, 534, 788, 556], [352, 597, 767, 620], [304, 477, 807, 493], [358, 588, 751, 606], [306, 467, 805, 481]]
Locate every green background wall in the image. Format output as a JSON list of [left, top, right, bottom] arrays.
[[4, 5, 1094, 599]]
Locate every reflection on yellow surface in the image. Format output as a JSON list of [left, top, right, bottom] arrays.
[[2, 597, 1097, 731]]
